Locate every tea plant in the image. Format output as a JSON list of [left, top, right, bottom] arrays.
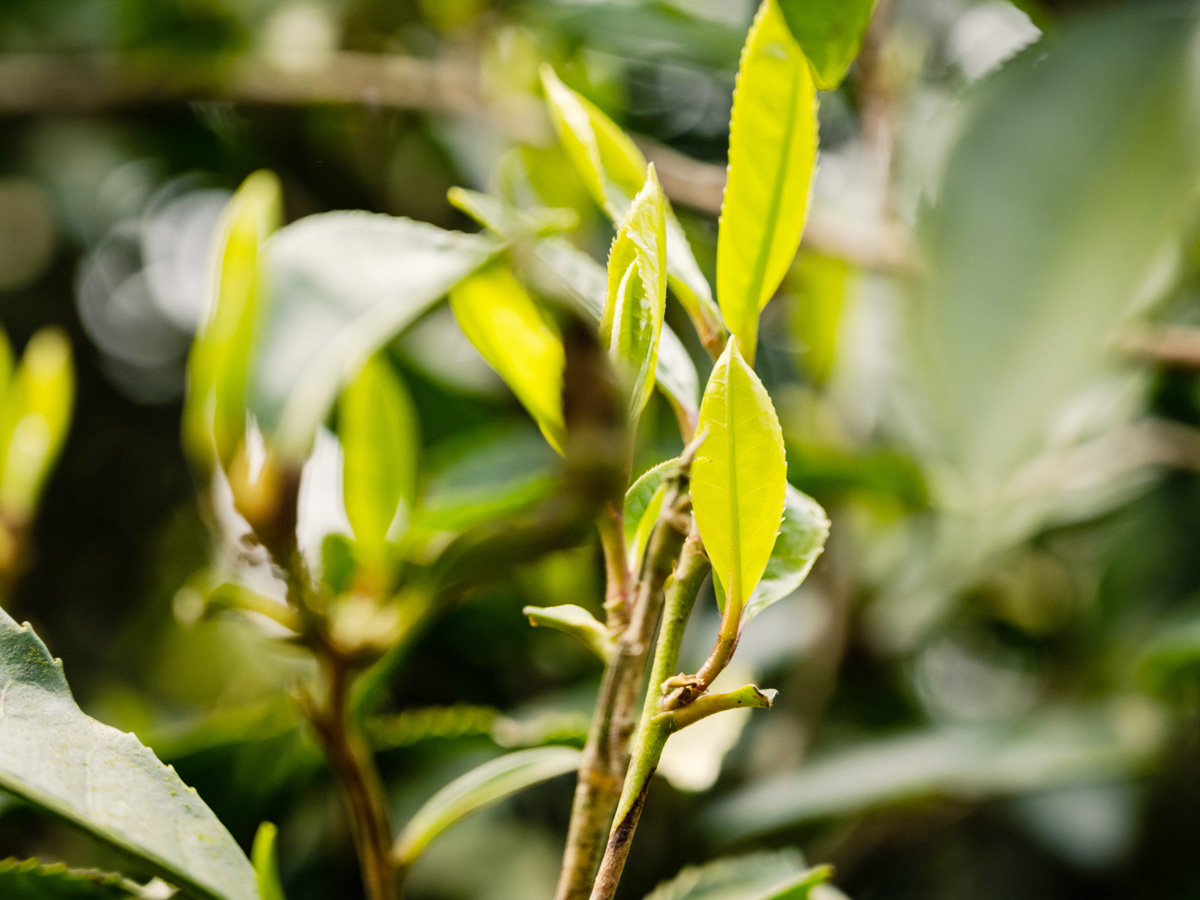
[[0, 1, 879, 898]]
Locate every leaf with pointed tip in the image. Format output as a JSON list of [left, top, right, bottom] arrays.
[[602, 170, 668, 417], [449, 263, 566, 453], [393, 747, 581, 867], [0, 858, 144, 899], [624, 458, 676, 568], [339, 354, 419, 562], [248, 212, 497, 457], [0, 608, 260, 900], [642, 850, 832, 900], [252, 823, 286, 900], [691, 340, 787, 618], [539, 66, 722, 342], [777, 0, 878, 90], [718, 0, 819, 363]]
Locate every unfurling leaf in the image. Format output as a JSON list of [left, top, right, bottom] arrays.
[[624, 458, 676, 568], [777, 0, 878, 90], [602, 168, 667, 418], [0, 608, 260, 900], [0, 328, 74, 521], [718, 0, 819, 363], [691, 339, 787, 619], [185, 170, 280, 470], [339, 354, 419, 564], [450, 263, 566, 453], [393, 746, 581, 867], [539, 65, 723, 345]]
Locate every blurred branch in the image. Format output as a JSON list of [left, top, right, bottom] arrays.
[[0, 51, 913, 273], [1118, 324, 1200, 370]]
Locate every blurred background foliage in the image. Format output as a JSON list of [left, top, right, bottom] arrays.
[[2, 0, 1200, 898]]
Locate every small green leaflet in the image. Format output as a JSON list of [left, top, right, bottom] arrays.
[[0, 608, 260, 900], [539, 65, 723, 343], [602, 168, 667, 418], [450, 263, 566, 453], [691, 340, 787, 619], [716, 485, 829, 622], [393, 746, 581, 867], [252, 823, 286, 900], [642, 850, 832, 900], [339, 354, 419, 563], [625, 458, 676, 569], [777, 0, 878, 90], [717, 0, 819, 364]]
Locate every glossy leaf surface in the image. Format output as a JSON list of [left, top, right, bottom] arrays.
[[691, 340, 787, 615], [717, 0, 818, 363]]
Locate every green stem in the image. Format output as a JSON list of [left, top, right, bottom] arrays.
[[588, 530, 709, 900]]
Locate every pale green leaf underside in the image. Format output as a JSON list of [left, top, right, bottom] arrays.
[[717, 0, 818, 362], [393, 746, 581, 866], [0, 858, 144, 899], [0, 609, 260, 900], [540, 66, 721, 333], [777, 0, 877, 90], [736, 485, 829, 621], [642, 850, 831, 900], [691, 340, 787, 612], [450, 263, 566, 453], [248, 212, 497, 456]]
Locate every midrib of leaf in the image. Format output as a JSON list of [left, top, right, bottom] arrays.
[[724, 362, 743, 609], [737, 56, 802, 353]]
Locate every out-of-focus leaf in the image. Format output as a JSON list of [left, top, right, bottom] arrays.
[[523, 604, 612, 661], [0, 327, 74, 519], [417, 426, 558, 534], [911, 7, 1200, 492], [249, 212, 497, 456], [0, 330, 13, 402], [643, 850, 831, 900], [692, 340, 787, 615], [449, 263, 566, 453], [1135, 612, 1200, 699], [717, 0, 818, 364], [539, 66, 722, 343], [252, 823, 286, 900], [705, 705, 1164, 840], [0, 608, 260, 900], [625, 458, 675, 568], [0, 858, 143, 899], [339, 354, 419, 562], [742, 486, 829, 623], [789, 254, 851, 386], [448, 187, 578, 239], [602, 169, 667, 417], [393, 746, 581, 867], [777, 0, 877, 90], [185, 170, 280, 469], [528, 238, 700, 428]]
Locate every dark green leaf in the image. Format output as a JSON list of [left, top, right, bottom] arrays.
[[776, 0, 877, 90]]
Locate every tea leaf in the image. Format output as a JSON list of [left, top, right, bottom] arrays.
[[0, 608, 260, 900], [252, 823, 286, 900], [643, 850, 831, 900], [393, 746, 581, 867], [691, 340, 787, 617], [777, 0, 877, 90], [742, 486, 829, 622], [339, 354, 419, 562], [624, 458, 675, 568], [450, 263, 566, 453], [717, 0, 818, 363], [0, 858, 144, 899]]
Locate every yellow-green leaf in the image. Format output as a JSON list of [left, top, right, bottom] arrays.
[[691, 339, 786, 616], [624, 458, 675, 569], [540, 65, 723, 343], [252, 823, 286, 900], [339, 354, 419, 564], [717, 0, 819, 364], [450, 263, 566, 453], [777, 0, 878, 90], [184, 170, 281, 470], [0, 328, 74, 521], [602, 168, 667, 418]]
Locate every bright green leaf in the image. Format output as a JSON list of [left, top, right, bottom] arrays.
[[449, 263, 566, 453], [393, 746, 581, 867], [624, 458, 676, 568], [691, 339, 787, 617], [777, 0, 878, 90], [603, 168, 667, 418], [642, 850, 831, 900], [0, 858, 144, 899], [539, 66, 723, 343], [0, 327, 74, 520], [339, 354, 419, 562], [252, 823, 286, 900], [0, 608, 260, 900], [248, 213, 497, 457], [717, 0, 819, 363], [185, 170, 281, 469]]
